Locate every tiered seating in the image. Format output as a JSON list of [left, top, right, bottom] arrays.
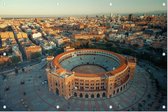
[[60, 54, 120, 72]]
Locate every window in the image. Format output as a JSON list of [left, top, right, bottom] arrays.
[[91, 87, 94, 90], [117, 88, 119, 93], [113, 90, 115, 95], [56, 88, 59, 95], [85, 87, 89, 89], [91, 94, 94, 98], [97, 94, 100, 98], [80, 93, 83, 98], [74, 92, 77, 97], [85, 94, 89, 98], [102, 93, 106, 97], [80, 83, 83, 85], [120, 86, 123, 90]]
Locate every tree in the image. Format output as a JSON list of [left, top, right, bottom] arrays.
[[11, 56, 20, 64], [46, 48, 56, 56], [22, 68, 25, 72], [31, 52, 41, 60], [15, 67, 18, 74], [147, 94, 151, 99]]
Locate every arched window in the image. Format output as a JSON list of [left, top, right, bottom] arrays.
[[97, 93, 100, 98], [113, 90, 115, 95], [91, 94, 94, 98], [120, 87, 122, 91], [56, 88, 59, 95], [102, 92, 106, 97], [80, 93, 83, 98], [85, 94, 89, 98], [117, 88, 119, 93], [74, 92, 77, 97]]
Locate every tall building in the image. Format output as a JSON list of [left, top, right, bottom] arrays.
[[128, 14, 133, 21]]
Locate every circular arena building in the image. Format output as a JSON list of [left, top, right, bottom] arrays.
[[46, 49, 136, 100]]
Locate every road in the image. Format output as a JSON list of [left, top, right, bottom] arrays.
[[0, 59, 42, 75], [10, 26, 27, 61]]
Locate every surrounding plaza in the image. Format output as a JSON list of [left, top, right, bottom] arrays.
[[46, 49, 136, 100], [0, 59, 166, 111]]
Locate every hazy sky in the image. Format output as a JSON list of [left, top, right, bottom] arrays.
[[0, 0, 167, 16]]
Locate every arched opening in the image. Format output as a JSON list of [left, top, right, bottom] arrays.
[[120, 87, 122, 91], [85, 94, 89, 98], [74, 92, 77, 97], [91, 94, 94, 98], [102, 92, 106, 97], [80, 93, 83, 98], [97, 93, 100, 98], [56, 88, 59, 95], [113, 90, 115, 95], [117, 88, 119, 93]]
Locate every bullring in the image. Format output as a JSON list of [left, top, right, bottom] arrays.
[[46, 49, 136, 99]]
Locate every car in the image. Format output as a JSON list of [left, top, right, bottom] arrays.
[[41, 82, 45, 85], [44, 80, 48, 84]]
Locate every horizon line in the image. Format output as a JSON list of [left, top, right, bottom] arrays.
[[0, 10, 167, 18]]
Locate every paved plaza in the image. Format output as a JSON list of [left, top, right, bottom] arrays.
[[0, 60, 167, 111]]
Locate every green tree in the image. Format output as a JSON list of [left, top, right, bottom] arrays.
[[31, 52, 41, 59], [11, 56, 20, 64]]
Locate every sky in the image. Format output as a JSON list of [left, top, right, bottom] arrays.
[[0, 0, 167, 16]]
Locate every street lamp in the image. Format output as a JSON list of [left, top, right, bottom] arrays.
[[3, 105, 6, 109], [56, 105, 60, 109]]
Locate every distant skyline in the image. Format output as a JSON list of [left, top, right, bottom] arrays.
[[0, 0, 167, 17]]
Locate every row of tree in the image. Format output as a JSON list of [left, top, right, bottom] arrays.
[[71, 40, 166, 69]]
